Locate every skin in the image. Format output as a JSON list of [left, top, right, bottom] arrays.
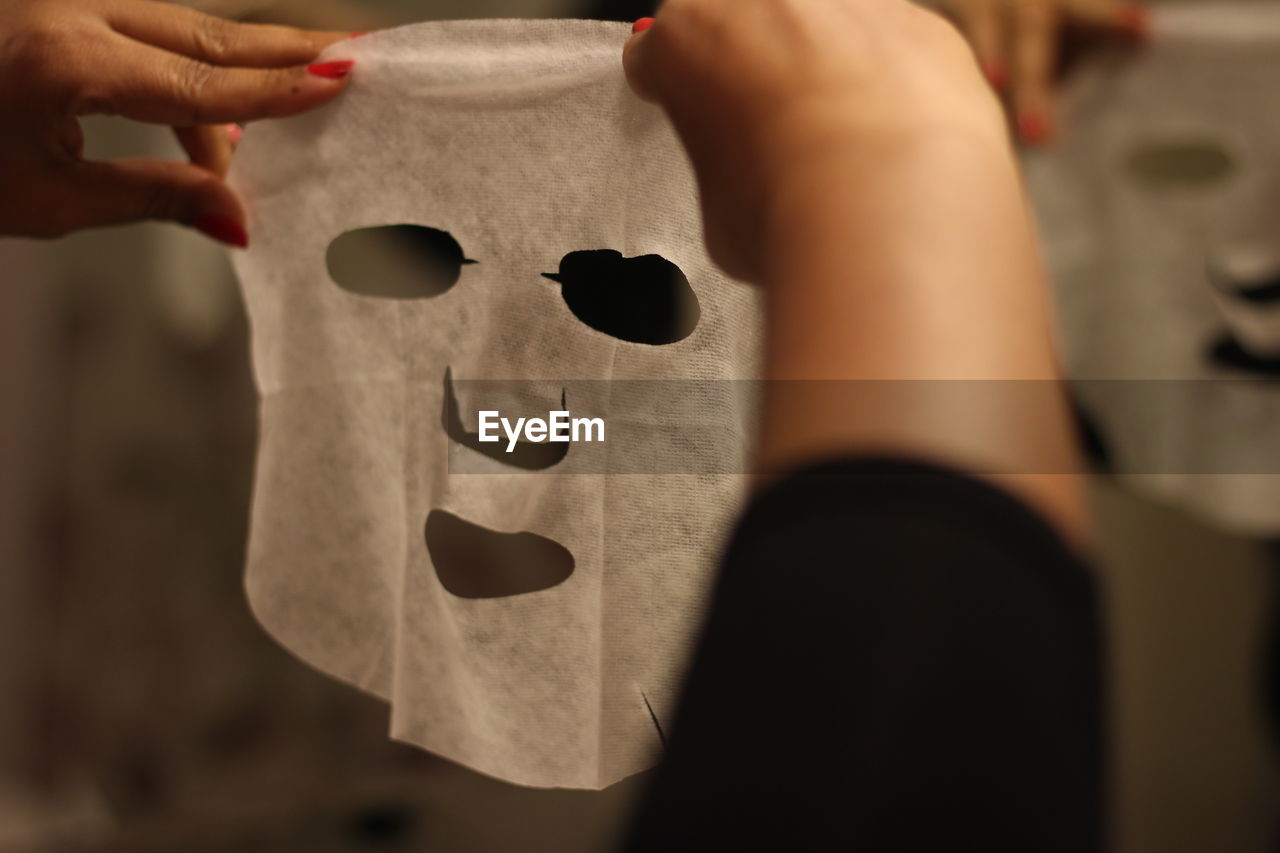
[[625, 0, 1088, 544], [0, 0, 352, 241]]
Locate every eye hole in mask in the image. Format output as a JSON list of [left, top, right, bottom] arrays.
[[541, 250, 700, 345], [326, 224, 476, 299], [425, 509, 575, 598], [1125, 140, 1235, 189]]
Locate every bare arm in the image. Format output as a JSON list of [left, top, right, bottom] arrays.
[[625, 0, 1087, 544]]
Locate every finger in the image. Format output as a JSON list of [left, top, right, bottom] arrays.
[[82, 37, 353, 126], [174, 124, 232, 177], [59, 158, 248, 246], [106, 0, 350, 67], [622, 18, 660, 103], [1011, 0, 1059, 145], [951, 0, 1009, 91], [1062, 0, 1150, 36]]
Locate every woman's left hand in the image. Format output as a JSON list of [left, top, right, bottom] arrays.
[[0, 0, 357, 246]]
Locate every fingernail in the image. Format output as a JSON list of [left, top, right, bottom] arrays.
[[350, 31, 368, 38], [632, 17, 655, 34], [981, 59, 1007, 91], [1017, 109, 1053, 146], [1116, 5, 1151, 38], [193, 214, 248, 249], [307, 60, 355, 79], [225, 123, 243, 146]]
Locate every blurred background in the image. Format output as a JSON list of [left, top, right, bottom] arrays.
[[3, 0, 1280, 851]]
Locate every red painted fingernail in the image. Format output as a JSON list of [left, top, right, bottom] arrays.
[[307, 60, 355, 79], [1116, 5, 1151, 38], [193, 214, 248, 249], [632, 17, 655, 34], [1017, 109, 1052, 146], [981, 59, 1008, 91], [225, 123, 243, 146], [350, 31, 368, 38]]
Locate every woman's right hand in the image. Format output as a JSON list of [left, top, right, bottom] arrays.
[[623, 0, 1007, 285], [0, 0, 356, 246]]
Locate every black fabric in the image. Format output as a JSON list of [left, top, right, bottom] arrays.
[[579, 0, 660, 22], [1261, 543, 1280, 759], [620, 457, 1105, 852]]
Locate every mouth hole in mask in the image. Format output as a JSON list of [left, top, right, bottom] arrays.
[[425, 509, 575, 598], [326, 224, 476, 299], [1125, 140, 1235, 189], [541, 250, 700, 345]]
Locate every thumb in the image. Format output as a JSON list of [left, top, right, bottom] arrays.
[[622, 17, 660, 103], [64, 159, 248, 247]]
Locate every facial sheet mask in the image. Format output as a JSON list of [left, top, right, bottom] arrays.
[[229, 19, 762, 789], [1025, 3, 1280, 533]]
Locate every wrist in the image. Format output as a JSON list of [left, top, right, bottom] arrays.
[[754, 107, 1017, 292], [755, 119, 1052, 380]]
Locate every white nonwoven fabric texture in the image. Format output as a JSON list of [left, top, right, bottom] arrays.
[[1025, 3, 1280, 534], [229, 19, 762, 789]]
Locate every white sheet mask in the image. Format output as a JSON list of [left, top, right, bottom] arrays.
[[229, 20, 762, 789], [1026, 3, 1280, 533]]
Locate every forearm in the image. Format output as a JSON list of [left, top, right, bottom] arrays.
[[753, 121, 1087, 543]]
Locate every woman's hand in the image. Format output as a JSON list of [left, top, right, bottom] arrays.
[[941, 0, 1148, 145], [0, 0, 356, 246], [623, 0, 1004, 285]]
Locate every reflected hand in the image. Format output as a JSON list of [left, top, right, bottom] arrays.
[[940, 0, 1149, 145]]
